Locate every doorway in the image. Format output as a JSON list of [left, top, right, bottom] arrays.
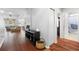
[[67, 14, 79, 42], [57, 16, 60, 38]]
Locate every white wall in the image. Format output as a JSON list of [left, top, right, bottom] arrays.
[[60, 12, 68, 38], [31, 8, 57, 47], [0, 16, 6, 48]]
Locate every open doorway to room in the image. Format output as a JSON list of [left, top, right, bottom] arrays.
[[57, 15, 60, 39], [67, 13, 79, 42]]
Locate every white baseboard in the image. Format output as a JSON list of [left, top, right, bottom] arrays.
[[0, 39, 4, 48], [45, 45, 50, 49]]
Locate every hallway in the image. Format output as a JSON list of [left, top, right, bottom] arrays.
[[0, 30, 38, 51]]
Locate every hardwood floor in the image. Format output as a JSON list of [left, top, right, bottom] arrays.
[[0, 30, 79, 51], [50, 38, 79, 51], [0, 30, 40, 51]]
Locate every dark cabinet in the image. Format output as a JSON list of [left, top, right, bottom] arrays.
[[25, 30, 40, 46]]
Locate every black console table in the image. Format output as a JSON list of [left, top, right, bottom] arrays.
[[25, 30, 40, 46]]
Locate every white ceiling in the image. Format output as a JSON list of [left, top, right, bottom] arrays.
[[0, 8, 32, 18], [61, 8, 79, 14]]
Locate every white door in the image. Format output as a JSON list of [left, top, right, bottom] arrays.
[[48, 9, 57, 46]]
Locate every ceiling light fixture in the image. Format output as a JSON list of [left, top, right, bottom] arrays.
[[0, 10, 4, 13], [9, 12, 13, 15]]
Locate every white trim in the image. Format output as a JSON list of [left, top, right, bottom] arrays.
[[0, 39, 4, 48], [45, 45, 50, 49], [54, 40, 57, 43]]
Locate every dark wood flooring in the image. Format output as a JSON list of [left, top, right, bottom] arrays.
[[0, 30, 40, 51], [0, 30, 79, 51], [50, 38, 79, 51]]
